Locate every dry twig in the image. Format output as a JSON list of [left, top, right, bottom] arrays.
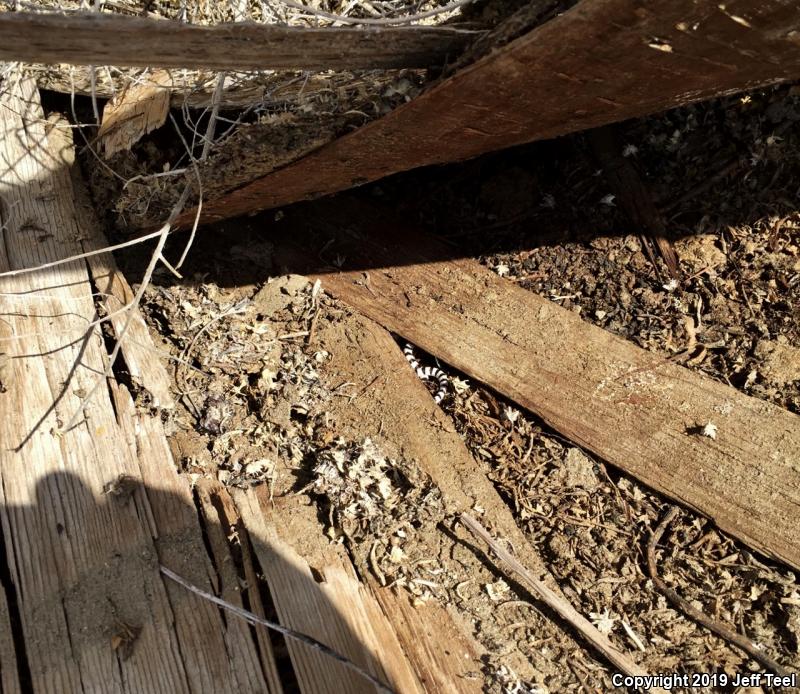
[[647, 506, 790, 676], [459, 513, 667, 693], [160, 565, 395, 693]]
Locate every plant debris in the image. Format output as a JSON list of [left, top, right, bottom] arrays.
[[122, 80, 800, 692]]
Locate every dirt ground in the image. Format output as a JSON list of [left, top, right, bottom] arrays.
[[113, 83, 800, 693]]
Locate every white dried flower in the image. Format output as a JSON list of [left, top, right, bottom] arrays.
[[485, 579, 510, 602], [451, 376, 470, 394], [589, 609, 617, 634], [662, 278, 679, 292], [622, 144, 638, 157], [600, 194, 616, 206], [701, 422, 718, 440]]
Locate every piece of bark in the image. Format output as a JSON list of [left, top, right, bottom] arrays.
[[97, 69, 172, 158]]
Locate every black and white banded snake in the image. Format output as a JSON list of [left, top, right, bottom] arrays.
[[403, 343, 449, 404]]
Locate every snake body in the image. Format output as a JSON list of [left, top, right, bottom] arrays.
[[403, 343, 448, 404]]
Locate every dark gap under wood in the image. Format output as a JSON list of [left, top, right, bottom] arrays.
[[588, 124, 681, 279], [170, 0, 800, 228]]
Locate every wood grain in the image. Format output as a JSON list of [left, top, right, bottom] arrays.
[[278, 198, 800, 571], [97, 69, 172, 159], [0, 74, 268, 692], [206, 485, 286, 693], [0, 11, 474, 71], [173, 0, 800, 226], [1, 74, 183, 694], [194, 481, 277, 693], [233, 489, 412, 694]]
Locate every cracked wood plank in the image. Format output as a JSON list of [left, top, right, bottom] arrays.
[[276, 197, 800, 571], [0, 11, 474, 71], [234, 488, 419, 694], [170, 0, 800, 226], [204, 482, 283, 694], [60, 120, 175, 410], [55, 110, 279, 693], [0, 73, 268, 692], [193, 481, 279, 693]]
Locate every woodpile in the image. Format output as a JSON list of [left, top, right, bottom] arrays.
[[1, 0, 799, 691]]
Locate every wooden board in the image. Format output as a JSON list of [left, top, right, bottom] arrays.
[[233, 489, 423, 694], [195, 482, 282, 693], [0, 11, 474, 71], [274, 197, 800, 571], [174, 0, 800, 226], [0, 74, 271, 692]]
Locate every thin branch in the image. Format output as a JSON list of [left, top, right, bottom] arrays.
[[647, 506, 790, 676], [459, 513, 667, 692], [174, 72, 224, 269], [159, 565, 394, 694]]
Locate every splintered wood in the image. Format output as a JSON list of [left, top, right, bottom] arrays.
[[97, 70, 172, 159], [0, 75, 270, 692], [277, 198, 800, 571]]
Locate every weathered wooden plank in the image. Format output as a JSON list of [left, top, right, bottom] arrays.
[[318, 567, 426, 694], [34, 68, 401, 110], [366, 585, 484, 694], [194, 481, 276, 694], [0, 584, 21, 694], [0, 74, 185, 694], [175, 0, 800, 226], [233, 489, 413, 694], [58, 115, 278, 691], [276, 197, 800, 571], [313, 309, 564, 588], [196, 483, 286, 694], [0, 74, 267, 692], [0, 11, 474, 71]]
